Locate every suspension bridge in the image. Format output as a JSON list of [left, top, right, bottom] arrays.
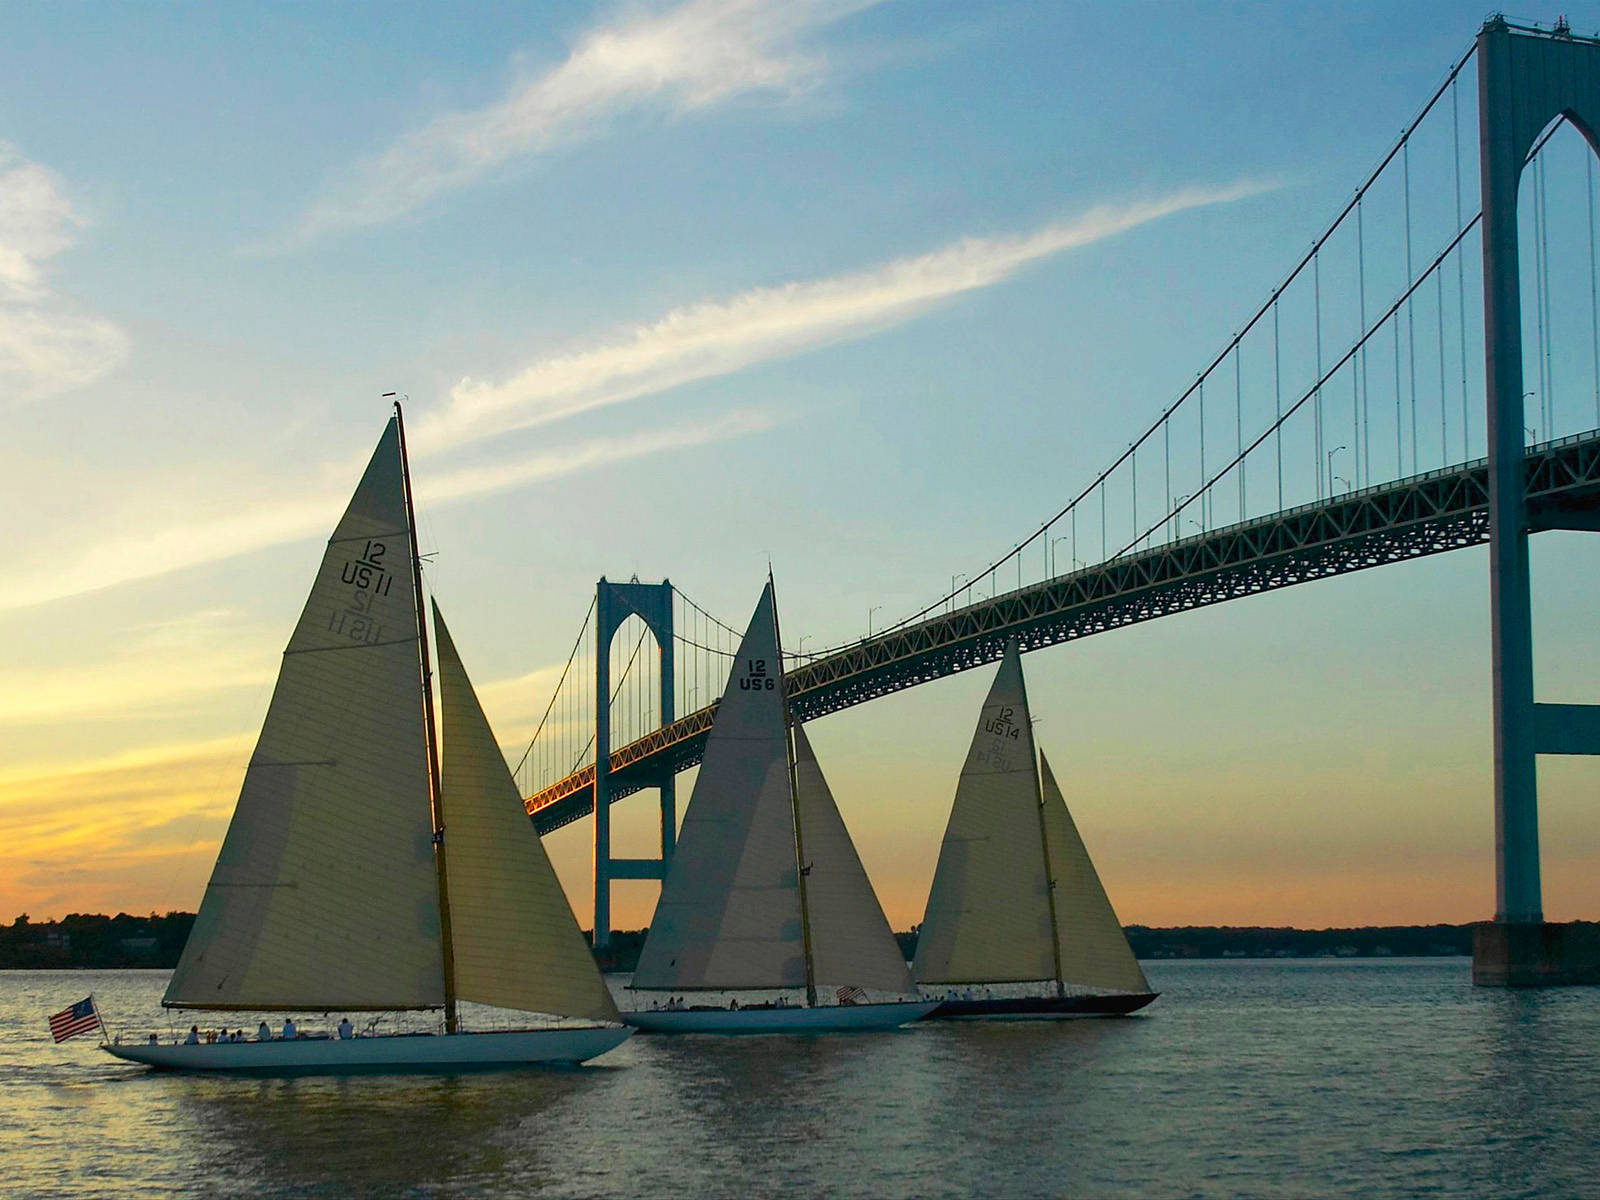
[[509, 19, 1600, 983]]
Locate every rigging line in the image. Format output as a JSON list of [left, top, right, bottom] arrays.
[[510, 595, 596, 780], [1405, 137, 1418, 474], [868, 39, 1481, 641], [1120, 212, 1483, 557], [1590, 153, 1600, 427]]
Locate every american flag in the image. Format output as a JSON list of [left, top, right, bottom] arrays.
[[48, 996, 101, 1043], [836, 986, 867, 1006]]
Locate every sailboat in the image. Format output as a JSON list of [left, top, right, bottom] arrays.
[[621, 581, 935, 1033], [913, 641, 1157, 1019], [104, 409, 631, 1072]]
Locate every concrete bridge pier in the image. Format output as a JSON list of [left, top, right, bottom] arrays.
[[1473, 18, 1600, 985]]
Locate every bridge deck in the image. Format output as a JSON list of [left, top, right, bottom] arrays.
[[528, 432, 1600, 833]]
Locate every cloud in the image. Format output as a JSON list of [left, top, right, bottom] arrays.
[[417, 179, 1276, 453], [1, 406, 778, 614], [0, 143, 130, 405], [278, 0, 876, 247]]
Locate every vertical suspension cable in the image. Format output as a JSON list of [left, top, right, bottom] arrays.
[[1536, 152, 1548, 438], [1454, 76, 1470, 457], [1198, 376, 1208, 529], [1235, 343, 1244, 519], [1273, 298, 1283, 509], [1590, 152, 1600, 428], [1405, 137, 1418, 473], [1437, 269, 1448, 463], [1534, 154, 1551, 438], [1394, 319, 1403, 475], [1164, 417, 1172, 543], [1314, 251, 1325, 496], [1131, 450, 1138, 550], [1358, 198, 1370, 486]]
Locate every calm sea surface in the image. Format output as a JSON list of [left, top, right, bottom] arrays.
[[3, 960, 1597, 1199]]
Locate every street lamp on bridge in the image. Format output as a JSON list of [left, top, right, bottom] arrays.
[[1327, 445, 1347, 498]]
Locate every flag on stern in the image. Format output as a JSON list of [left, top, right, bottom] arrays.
[[48, 996, 101, 1043]]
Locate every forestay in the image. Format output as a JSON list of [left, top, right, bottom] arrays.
[[632, 583, 806, 991], [792, 724, 913, 993], [913, 643, 1056, 986], [1039, 753, 1150, 994], [166, 419, 445, 1011], [433, 602, 619, 1022]]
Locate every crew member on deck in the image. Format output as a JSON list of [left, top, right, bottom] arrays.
[[337, 1017, 353, 1039], [257, 1021, 271, 1041], [281, 1017, 297, 1040], [184, 1025, 199, 1045]]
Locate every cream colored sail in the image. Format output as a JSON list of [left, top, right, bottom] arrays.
[[432, 602, 619, 1022], [166, 419, 445, 1011], [913, 643, 1056, 985], [1039, 752, 1150, 993], [793, 724, 914, 993], [632, 582, 806, 990]]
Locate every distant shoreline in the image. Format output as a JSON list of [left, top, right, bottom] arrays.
[[3, 913, 1484, 971]]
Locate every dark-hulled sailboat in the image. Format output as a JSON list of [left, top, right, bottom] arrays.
[[914, 642, 1157, 1019]]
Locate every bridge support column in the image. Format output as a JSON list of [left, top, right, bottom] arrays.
[[1474, 19, 1600, 984], [592, 578, 675, 950]]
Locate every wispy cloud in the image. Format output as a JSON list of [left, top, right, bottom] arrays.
[[1, 406, 778, 614], [417, 180, 1275, 454], [276, 0, 876, 248], [0, 143, 130, 405]]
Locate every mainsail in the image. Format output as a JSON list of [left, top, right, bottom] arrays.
[[1039, 752, 1151, 994], [631, 582, 806, 991], [432, 603, 619, 1022], [166, 419, 445, 1011], [912, 643, 1056, 986], [793, 724, 913, 993]]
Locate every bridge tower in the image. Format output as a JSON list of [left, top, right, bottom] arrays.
[[592, 578, 675, 950], [1475, 18, 1600, 983]]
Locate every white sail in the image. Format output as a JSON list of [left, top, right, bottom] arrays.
[[793, 724, 913, 993], [432, 603, 619, 1022], [912, 643, 1056, 986], [632, 582, 806, 990], [1040, 752, 1151, 994], [166, 419, 445, 1011]]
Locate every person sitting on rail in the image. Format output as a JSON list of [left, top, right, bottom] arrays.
[[281, 1017, 297, 1040]]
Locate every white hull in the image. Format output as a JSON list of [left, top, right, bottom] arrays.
[[621, 1001, 936, 1034], [102, 1026, 630, 1074]]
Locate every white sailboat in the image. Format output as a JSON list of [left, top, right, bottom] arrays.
[[622, 581, 934, 1033], [913, 641, 1157, 1019], [104, 409, 630, 1073]]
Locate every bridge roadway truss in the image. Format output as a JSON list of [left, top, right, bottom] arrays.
[[528, 432, 1600, 834]]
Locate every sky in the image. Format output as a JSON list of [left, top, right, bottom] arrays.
[[2, 0, 1597, 932]]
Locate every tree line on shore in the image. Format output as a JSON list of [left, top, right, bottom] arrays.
[[3, 912, 1476, 970]]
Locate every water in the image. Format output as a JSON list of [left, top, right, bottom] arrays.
[[3, 960, 1597, 1199]]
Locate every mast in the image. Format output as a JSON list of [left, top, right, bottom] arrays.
[[772, 575, 818, 1008], [1019, 658, 1067, 999], [393, 398, 459, 1034]]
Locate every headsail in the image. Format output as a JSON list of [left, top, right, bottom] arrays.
[[166, 419, 445, 1011], [912, 642, 1056, 986], [433, 602, 619, 1022], [632, 582, 805, 990], [793, 724, 913, 993], [1039, 752, 1151, 994]]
